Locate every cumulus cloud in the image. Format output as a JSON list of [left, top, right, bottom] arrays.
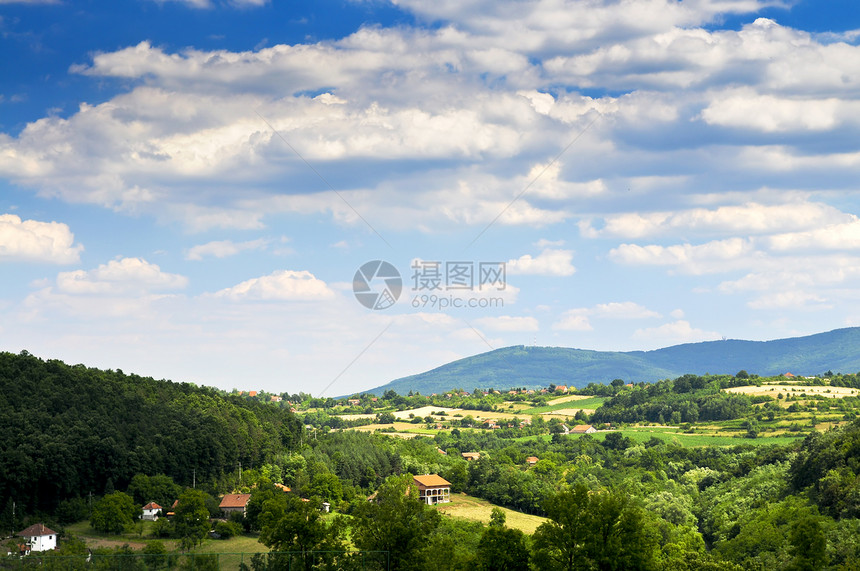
[[583, 202, 850, 239], [55, 258, 188, 295], [747, 290, 829, 310], [701, 90, 860, 132], [214, 269, 335, 300], [552, 311, 593, 331], [186, 238, 268, 260], [609, 238, 758, 274], [767, 219, 860, 251], [632, 320, 722, 345], [0, 214, 83, 264], [472, 315, 539, 332], [507, 248, 575, 276], [552, 301, 660, 331]]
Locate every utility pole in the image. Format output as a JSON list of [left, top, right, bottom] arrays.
[[193, 468, 196, 489]]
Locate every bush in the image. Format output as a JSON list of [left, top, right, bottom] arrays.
[[214, 520, 242, 539]]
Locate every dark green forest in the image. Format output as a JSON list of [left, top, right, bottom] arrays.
[[0, 351, 303, 515]]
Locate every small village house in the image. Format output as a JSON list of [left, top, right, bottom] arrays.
[[413, 474, 451, 505], [17, 523, 57, 554], [461, 452, 481, 461], [219, 493, 252, 517], [571, 424, 597, 434], [141, 502, 162, 521]]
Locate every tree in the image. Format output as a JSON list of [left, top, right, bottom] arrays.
[[787, 517, 827, 571], [173, 489, 211, 550], [475, 508, 529, 570], [309, 472, 343, 503], [90, 492, 139, 534], [127, 474, 180, 508], [352, 474, 442, 570], [258, 494, 345, 570], [531, 484, 657, 571]]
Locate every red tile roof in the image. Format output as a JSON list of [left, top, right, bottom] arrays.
[[219, 493, 252, 508], [18, 523, 56, 537], [142, 502, 162, 510], [413, 474, 451, 489]]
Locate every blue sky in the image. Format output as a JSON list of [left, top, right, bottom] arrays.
[[2, 0, 860, 396]]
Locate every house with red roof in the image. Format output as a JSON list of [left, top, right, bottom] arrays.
[[17, 523, 57, 553], [141, 502, 162, 521], [413, 474, 451, 505], [219, 493, 252, 517]]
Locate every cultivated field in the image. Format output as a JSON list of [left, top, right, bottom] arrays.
[[725, 385, 858, 398], [434, 492, 548, 534]]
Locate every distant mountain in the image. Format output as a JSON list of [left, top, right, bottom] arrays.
[[362, 327, 860, 396]]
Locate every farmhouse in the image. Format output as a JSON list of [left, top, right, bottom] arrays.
[[17, 523, 57, 553], [219, 493, 252, 517], [526, 456, 539, 465], [413, 474, 451, 505], [462, 452, 481, 461], [571, 424, 597, 434], [141, 502, 162, 521]]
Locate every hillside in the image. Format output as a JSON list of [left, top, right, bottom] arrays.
[[0, 351, 302, 515], [364, 327, 860, 395]]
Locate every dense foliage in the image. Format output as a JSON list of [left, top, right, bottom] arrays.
[[0, 350, 302, 515]]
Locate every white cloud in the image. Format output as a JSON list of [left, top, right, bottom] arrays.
[[214, 269, 335, 301], [55, 258, 188, 295], [552, 301, 661, 331], [472, 315, 539, 332], [507, 248, 575, 276], [0, 214, 83, 264], [583, 202, 849, 239], [631, 320, 721, 345], [609, 238, 757, 274], [589, 301, 661, 319], [186, 238, 268, 260], [747, 290, 829, 310], [701, 90, 860, 132], [552, 311, 593, 331], [768, 219, 860, 252]]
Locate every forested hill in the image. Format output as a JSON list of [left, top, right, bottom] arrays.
[[0, 351, 302, 514], [367, 327, 860, 395]]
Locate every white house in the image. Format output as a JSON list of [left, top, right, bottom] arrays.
[[413, 474, 451, 505], [142, 502, 162, 521], [18, 523, 57, 553]]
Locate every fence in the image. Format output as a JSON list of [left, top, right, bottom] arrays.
[[0, 551, 389, 570]]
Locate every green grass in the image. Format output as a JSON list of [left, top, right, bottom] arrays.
[[63, 520, 267, 554], [434, 493, 548, 534], [581, 428, 805, 447], [520, 397, 607, 414]]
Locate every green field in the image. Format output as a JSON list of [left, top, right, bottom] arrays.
[[520, 397, 608, 414], [434, 493, 548, 534], [584, 427, 806, 447], [63, 520, 267, 555]]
